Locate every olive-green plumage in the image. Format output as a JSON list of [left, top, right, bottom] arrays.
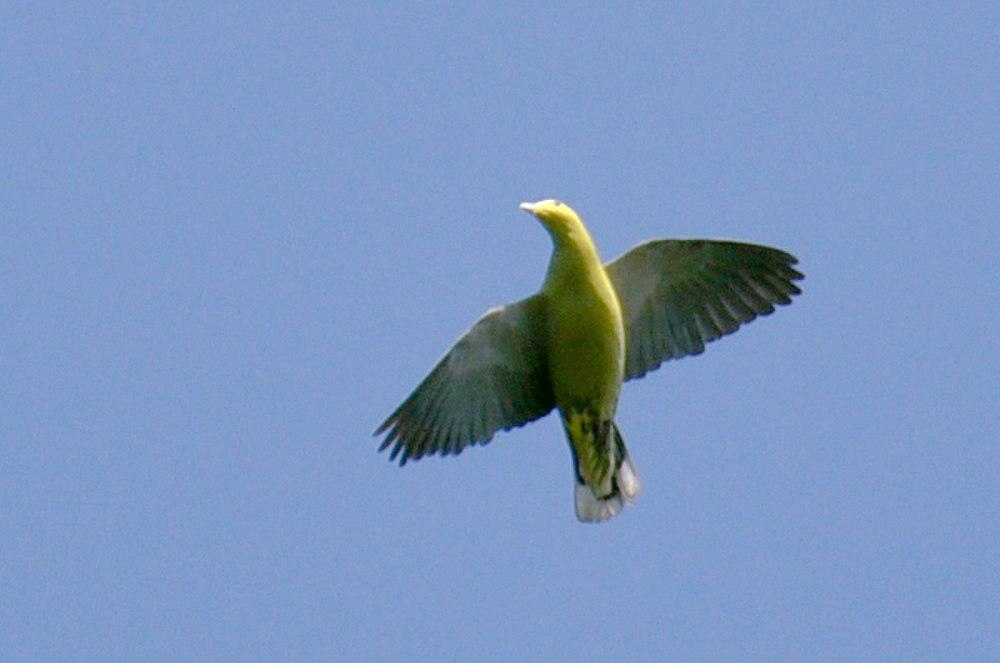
[[375, 200, 803, 522]]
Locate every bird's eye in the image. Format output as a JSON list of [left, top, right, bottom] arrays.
[[553, 200, 563, 207]]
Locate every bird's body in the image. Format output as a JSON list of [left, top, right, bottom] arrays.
[[538, 206, 634, 519], [542, 218, 624, 413], [376, 200, 803, 522]]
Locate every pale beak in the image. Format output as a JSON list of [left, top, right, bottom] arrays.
[[519, 202, 538, 214]]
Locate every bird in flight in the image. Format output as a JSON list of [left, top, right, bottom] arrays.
[[375, 200, 803, 522]]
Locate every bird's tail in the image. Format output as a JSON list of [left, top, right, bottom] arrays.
[[573, 422, 641, 523]]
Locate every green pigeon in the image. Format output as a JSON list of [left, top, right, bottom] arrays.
[[375, 200, 803, 522]]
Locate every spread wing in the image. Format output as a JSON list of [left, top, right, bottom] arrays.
[[605, 240, 804, 381], [374, 295, 554, 465]]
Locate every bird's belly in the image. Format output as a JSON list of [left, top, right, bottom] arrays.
[[548, 301, 624, 414]]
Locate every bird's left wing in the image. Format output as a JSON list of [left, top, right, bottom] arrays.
[[605, 239, 804, 381], [375, 294, 554, 465]]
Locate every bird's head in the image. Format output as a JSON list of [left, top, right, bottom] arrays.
[[519, 199, 584, 237]]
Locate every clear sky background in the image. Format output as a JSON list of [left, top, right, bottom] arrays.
[[3, 4, 997, 661]]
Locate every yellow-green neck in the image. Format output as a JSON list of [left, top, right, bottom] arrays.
[[542, 219, 604, 289]]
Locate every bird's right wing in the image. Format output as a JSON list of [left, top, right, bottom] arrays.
[[375, 295, 554, 465], [605, 239, 803, 381]]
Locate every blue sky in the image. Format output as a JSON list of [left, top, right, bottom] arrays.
[[3, 3, 997, 661]]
